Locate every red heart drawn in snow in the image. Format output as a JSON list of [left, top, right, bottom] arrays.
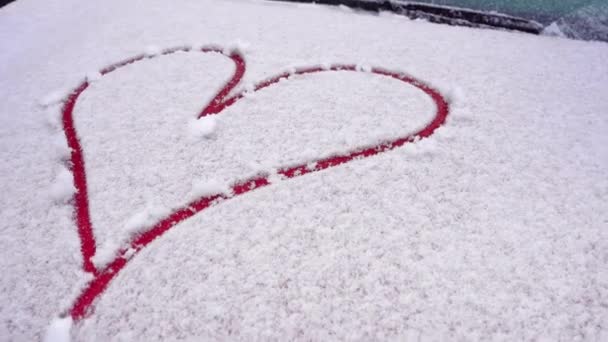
[[61, 45, 449, 320]]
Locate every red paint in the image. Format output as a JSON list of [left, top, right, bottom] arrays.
[[62, 45, 449, 320]]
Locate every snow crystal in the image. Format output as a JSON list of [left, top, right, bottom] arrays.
[[94, 202, 173, 267], [180, 42, 194, 50], [445, 86, 465, 106], [43, 317, 72, 342], [295, 2, 320, 9], [49, 167, 75, 203], [300, 148, 319, 161], [433, 125, 455, 141], [144, 45, 161, 57], [267, 169, 284, 183], [403, 137, 437, 157], [416, 137, 437, 154], [338, 4, 353, 12], [45, 107, 62, 130], [404, 329, 421, 341], [243, 83, 256, 98], [320, 61, 332, 70], [356, 63, 372, 72], [247, 161, 272, 175], [284, 64, 297, 75], [430, 81, 466, 107], [306, 161, 318, 171], [57, 272, 94, 314], [543, 22, 566, 38], [448, 106, 474, 124], [188, 116, 217, 139], [378, 11, 402, 19], [92, 241, 121, 269], [189, 179, 230, 200], [51, 134, 70, 160], [124, 211, 153, 234], [123, 248, 137, 260], [40, 89, 68, 107], [86, 71, 102, 83], [226, 39, 251, 55], [124, 204, 170, 235]]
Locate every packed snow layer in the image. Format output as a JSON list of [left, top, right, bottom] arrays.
[[0, 0, 607, 341]]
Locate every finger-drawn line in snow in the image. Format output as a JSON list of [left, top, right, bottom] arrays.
[[61, 45, 450, 320]]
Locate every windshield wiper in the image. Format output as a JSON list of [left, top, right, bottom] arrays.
[[270, 0, 543, 35]]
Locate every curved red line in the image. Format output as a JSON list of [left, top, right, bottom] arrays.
[[63, 81, 97, 274], [63, 46, 449, 320]]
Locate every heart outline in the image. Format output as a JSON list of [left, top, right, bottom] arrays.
[[61, 45, 449, 320]]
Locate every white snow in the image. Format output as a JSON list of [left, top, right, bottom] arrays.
[[49, 167, 75, 203], [124, 203, 171, 235], [356, 63, 372, 72], [226, 39, 251, 55], [94, 202, 172, 268], [444, 85, 465, 105], [144, 45, 161, 57], [189, 179, 230, 199], [1, 0, 608, 341], [284, 64, 297, 75], [267, 168, 284, 184], [432, 125, 455, 141], [338, 4, 353, 13], [247, 160, 273, 175], [428, 81, 465, 106], [91, 241, 121, 269], [85, 71, 101, 83], [543, 22, 567, 38], [45, 107, 63, 130], [123, 247, 137, 260], [188, 116, 217, 139], [43, 317, 72, 342], [39, 89, 68, 107], [51, 133, 70, 160]]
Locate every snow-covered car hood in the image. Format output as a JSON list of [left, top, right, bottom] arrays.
[[1, 0, 607, 341]]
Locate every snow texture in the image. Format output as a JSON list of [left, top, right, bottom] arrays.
[[91, 241, 121, 269], [75, 54, 435, 254], [85, 71, 101, 83], [40, 89, 68, 107], [188, 116, 217, 140], [45, 107, 63, 130], [49, 167, 75, 204], [123, 203, 171, 235], [43, 317, 72, 342], [1, 0, 608, 341], [51, 133, 71, 160], [144, 45, 161, 57], [355, 63, 372, 72], [226, 39, 252, 55], [189, 179, 230, 200]]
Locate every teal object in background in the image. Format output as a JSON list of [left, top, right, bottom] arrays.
[[408, 0, 608, 41], [409, 0, 598, 23]]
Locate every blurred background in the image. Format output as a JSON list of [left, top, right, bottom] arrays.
[[0, 0, 606, 42], [399, 0, 608, 41]]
